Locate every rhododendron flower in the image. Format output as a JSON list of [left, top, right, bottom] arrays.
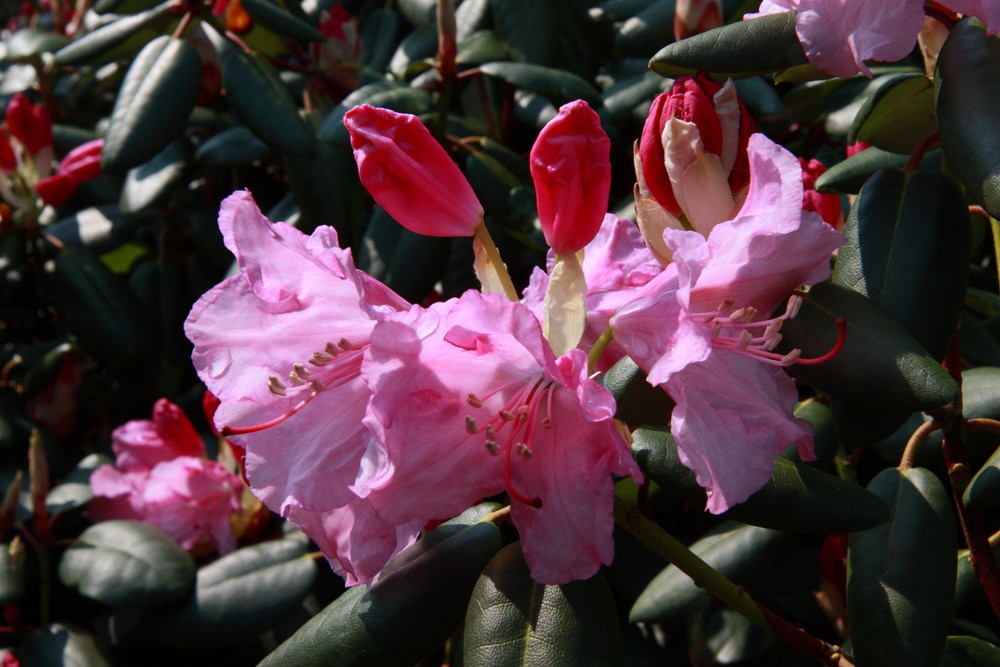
[[89, 399, 242, 553], [357, 290, 643, 584], [636, 75, 755, 250], [530, 100, 611, 255], [344, 105, 483, 237], [612, 134, 845, 513], [799, 157, 842, 228], [747, 0, 999, 78]]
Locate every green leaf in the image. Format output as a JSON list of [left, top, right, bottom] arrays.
[[490, 0, 557, 65], [259, 521, 502, 666], [630, 427, 889, 533], [359, 8, 401, 72], [849, 73, 937, 154], [383, 230, 452, 303], [832, 168, 970, 359], [46, 245, 154, 364], [388, 23, 438, 80], [46, 205, 143, 254], [45, 453, 111, 514], [58, 520, 195, 608], [936, 18, 1000, 219], [463, 543, 623, 666], [941, 636, 1000, 667], [848, 467, 956, 667], [240, 0, 324, 42], [222, 49, 314, 157], [16, 624, 111, 667], [613, 0, 676, 59], [195, 125, 274, 166], [963, 444, 1000, 507], [600, 70, 666, 123], [630, 522, 791, 623], [814, 146, 941, 194], [120, 138, 191, 214], [53, 1, 174, 66], [141, 539, 316, 648], [457, 30, 512, 65], [829, 399, 914, 448], [778, 282, 959, 411], [283, 131, 360, 240], [6, 28, 70, 60], [479, 62, 600, 103], [648, 12, 807, 79], [101, 36, 201, 172]]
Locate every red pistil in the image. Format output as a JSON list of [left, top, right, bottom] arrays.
[[793, 318, 847, 366]]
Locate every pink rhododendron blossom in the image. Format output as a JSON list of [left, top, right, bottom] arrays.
[[530, 100, 611, 254], [89, 399, 243, 554], [357, 290, 642, 584], [747, 0, 998, 78], [612, 134, 845, 513], [344, 105, 483, 237]]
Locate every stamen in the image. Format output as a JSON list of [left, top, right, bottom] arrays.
[[485, 440, 500, 454], [467, 393, 483, 408], [268, 375, 287, 396], [292, 363, 310, 377], [736, 330, 753, 349], [325, 342, 339, 355], [466, 416, 479, 434], [787, 295, 803, 319], [288, 371, 307, 386], [500, 409, 515, 421], [310, 352, 335, 366], [781, 349, 802, 364]]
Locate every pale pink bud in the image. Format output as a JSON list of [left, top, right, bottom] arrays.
[[5, 93, 52, 156], [530, 100, 611, 255], [674, 0, 723, 41], [344, 105, 483, 237]]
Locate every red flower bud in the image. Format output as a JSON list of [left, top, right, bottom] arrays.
[[5, 93, 53, 156], [799, 157, 842, 228], [0, 132, 15, 173], [529, 100, 611, 254], [58, 138, 103, 183], [344, 105, 483, 237], [674, 0, 723, 41], [36, 173, 77, 207]]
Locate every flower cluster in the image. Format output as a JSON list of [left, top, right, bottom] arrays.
[[89, 399, 243, 555], [185, 89, 843, 585]]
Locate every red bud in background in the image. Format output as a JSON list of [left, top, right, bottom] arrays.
[[5, 93, 53, 156], [799, 157, 843, 228], [674, 0, 723, 41]]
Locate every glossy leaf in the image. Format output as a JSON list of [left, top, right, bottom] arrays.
[[0, 543, 26, 604], [194, 125, 274, 166], [359, 8, 401, 71], [614, 0, 676, 59], [941, 637, 1000, 666], [240, 0, 324, 42], [630, 522, 791, 623], [648, 12, 807, 79], [16, 624, 111, 667], [848, 467, 956, 667], [849, 73, 936, 154], [829, 399, 915, 448], [53, 1, 174, 66], [630, 427, 889, 533], [58, 520, 195, 608], [120, 138, 191, 214], [833, 167, 970, 359], [490, 0, 557, 66], [259, 521, 502, 666], [46, 453, 111, 514], [779, 282, 958, 411], [141, 539, 316, 648], [6, 28, 69, 60], [456, 30, 512, 65], [936, 18, 1000, 219], [222, 49, 314, 157], [464, 542, 623, 666], [599, 70, 665, 123], [47, 205, 143, 254], [963, 444, 1000, 507], [101, 36, 201, 172], [814, 146, 941, 194], [284, 128, 359, 239], [479, 62, 600, 103]]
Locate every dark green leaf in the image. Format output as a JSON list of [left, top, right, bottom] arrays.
[[490, 0, 557, 65], [630, 427, 889, 533], [101, 36, 201, 172], [360, 9, 401, 71], [383, 230, 452, 303], [832, 168, 970, 359], [936, 18, 1000, 219], [849, 73, 936, 154], [778, 282, 959, 411], [630, 522, 791, 623], [456, 30, 512, 65], [648, 12, 807, 79], [284, 131, 360, 240], [829, 399, 914, 448], [58, 520, 195, 608], [53, 1, 174, 66], [120, 138, 191, 214], [6, 28, 70, 60], [479, 62, 600, 103], [464, 543, 623, 666], [241, 0, 324, 41], [194, 125, 274, 166], [16, 624, 111, 667], [317, 82, 432, 145], [814, 146, 941, 194], [782, 399, 838, 470], [46, 453, 111, 514], [222, 49, 314, 157], [47, 205, 143, 254], [848, 467, 956, 667], [388, 23, 438, 80], [963, 444, 1000, 507], [941, 636, 1000, 667], [600, 71, 666, 123], [705, 606, 775, 664], [613, 0, 675, 59], [259, 521, 502, 666], [142, 539, 316, 648]]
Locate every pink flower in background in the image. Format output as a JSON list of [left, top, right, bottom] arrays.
[[89, 399, 242, 554], [530, 100, 611, 254], [344, 105, 483, 237], [747, 0, 998, 78], [612, 134, 845, 513], [358, 290, 642, 584]]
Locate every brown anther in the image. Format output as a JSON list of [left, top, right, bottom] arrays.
[[325, 342, 340, 355], [485, 441, 500, 454], [780, 349, 802, 365], [288, 371, 307, 386], [310, 352, 335, 366], [293, 363, 310, 377], [337, 338, 352, 350], [309, 379, 323, 392], [541, 418, 553, 429], [485, 425, 497, 440], [467, 393, 483, 408], [465, 416, 478, 435], [500, 409, 515, 421]]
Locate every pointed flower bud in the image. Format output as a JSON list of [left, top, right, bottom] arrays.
[[674, 0, 723, 41], [5, 93, 53, 156], [36, 139, 104, 207], [636, 74, 754, 236], [0, 132, 15, 174], [529, 100, 611, 255], [798, 157, 842, 228], [344, 104, 483, 237]]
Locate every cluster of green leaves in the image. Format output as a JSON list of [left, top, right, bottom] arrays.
[[1, 0, 1000, 665]]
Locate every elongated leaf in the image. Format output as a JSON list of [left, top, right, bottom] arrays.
[[848, 467, 956, 667], [359, 8, 401, 71], [53, 1, 173, 66], [649, 12, 807, 79], [101, 36, 201, 172], [16, 624, 110, 667], [464, 543, 623, 666], [259, 521, 502, 666], [141, 539, 316, 648], [630, 427, 889, 533], [47, 205, 143, 254], [630, 522, 791, 623], [0, 542, 26, 603], [779, 282, 958, 411], [849, 73, 936, 154], [936, 18, 1000, 219], [6, 28, 70, 60], [490, 0, 557, 65], [479, 62, 600, 103], [941, 637, 1000, 666], [241, 0, 324, 42], [833, 167, 970, 359], [58, 520, 195, 608], [814, 146, 941, 194], [222, 49, 314, 157], [195, 125, 274, 166], [120, 138, 191, 214], [46, 453, 111, 513], [963, 444, 1000, 507], [614, 0, 675, 59]]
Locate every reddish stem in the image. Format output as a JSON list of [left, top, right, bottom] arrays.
[[924, 1, 960, 29], [904, 130, 940, 173]]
